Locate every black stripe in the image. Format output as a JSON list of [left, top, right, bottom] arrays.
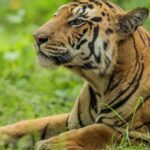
[[108, 64, 140, 107], [41, 124, 49, 140], [84, 25, 99, 61], [145, 33, 150, 43], [76, 39, 87, 49], [88, 25, 99, 53], [73, 32, 83, 42], [105, 28, 113, 34], [102, 62, 143, 113], [82, 51, 93, 60], [89, 105, 95, 122], [53, 54, 73, 65], [103, 1, 114, 9], [76, 8, 82, 15], [105, 54, 111, 70], [80, 13, 89, 18], [95, 52, 101, 63], [105, 73, 122, 94], [106, 61, 144, 113], [70, 3, 79, 7], [68, 36, 75, 48], [96, 115, 117, 124], [69, 30, 83, 48], [89, 86, 98, 113], [87, 4, 94, 9], [66, 64, 97, 70], [78, 99, 84, 127], [80, 63, 98, 69], [74, 28, 88, 50], [91, 17, 102, 22], [103, 42, 108, 50], [137, 29, 146, 45], [89, 0, 99, 5], [135, 122, 150, 130], [66, 114, 70, 131], [82, 5, 87, 11], [131, 36, 139, 68], [103, 36, 140, 106], [113, 64, 143, 109], [105, 73, 115, 93], [79, 7, 86, 16], [120, 95, 150, 128]]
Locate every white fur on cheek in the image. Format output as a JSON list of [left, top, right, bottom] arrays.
[[37, 54, 57, 68], [95, 37, 113, 74]]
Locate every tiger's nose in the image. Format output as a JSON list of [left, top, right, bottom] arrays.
[[33, 33, 49, 45]]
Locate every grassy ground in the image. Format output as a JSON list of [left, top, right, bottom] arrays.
[[0, 0, 150, 149]]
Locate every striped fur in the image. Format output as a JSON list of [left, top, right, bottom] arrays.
[[0, 0, 150, 149]]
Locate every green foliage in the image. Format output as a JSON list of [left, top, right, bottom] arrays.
[[0, 0, 83, 125], [0, 0, 149, 149]]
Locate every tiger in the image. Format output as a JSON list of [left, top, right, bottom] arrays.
[[0, 0, 150, 149]]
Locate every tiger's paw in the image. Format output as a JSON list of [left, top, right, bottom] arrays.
[[36, 141, 83, 150], [0, 127, 35, 149], [36, 131, 84, 150], [0, 128, 12, 147]]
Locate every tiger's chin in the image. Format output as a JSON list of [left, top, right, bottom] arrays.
[[37, 53, 58, 69], [37, 50, 74, 69]]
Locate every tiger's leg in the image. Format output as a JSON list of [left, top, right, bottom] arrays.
[[36, 124, 118, 150], [0, 113, 69, 148]]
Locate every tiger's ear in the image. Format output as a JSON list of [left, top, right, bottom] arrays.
[[117, 7, 149, 36]]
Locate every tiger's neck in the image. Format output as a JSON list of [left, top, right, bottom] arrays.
[[71, 67, 110, 96], [69, 28, 147, 97]]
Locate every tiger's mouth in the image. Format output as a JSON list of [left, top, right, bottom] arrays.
[[40, 50, 73, 64], [36, 46, 73, 68], [34, 42, 73, 67]]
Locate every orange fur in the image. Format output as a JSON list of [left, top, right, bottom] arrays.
[[0, 0, 150, 149]]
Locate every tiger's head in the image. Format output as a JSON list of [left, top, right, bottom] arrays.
[[34, 0, 149, 74]]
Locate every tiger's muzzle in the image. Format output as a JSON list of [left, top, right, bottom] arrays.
[[33, 32, 73, 67]]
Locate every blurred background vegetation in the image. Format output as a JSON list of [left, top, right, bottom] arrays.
[[0, 0, 149, 127]]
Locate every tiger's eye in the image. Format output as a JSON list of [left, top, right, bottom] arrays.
[[75, 19, 83, 25], [68, 19, 84, 26]]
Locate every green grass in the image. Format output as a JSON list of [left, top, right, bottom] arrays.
[[0, 0, 150, 149]]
